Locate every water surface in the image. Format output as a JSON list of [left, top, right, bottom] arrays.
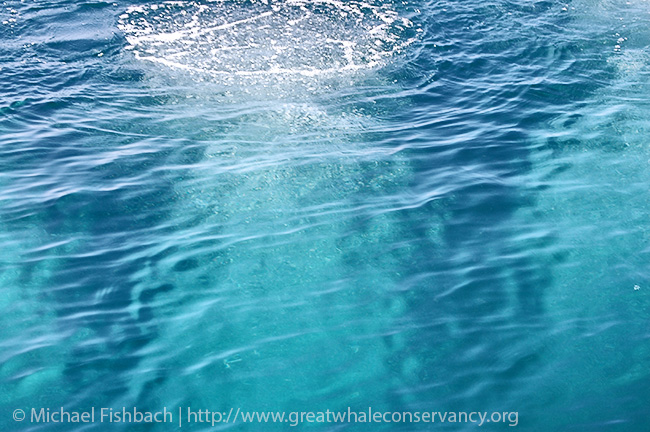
[[1, 0, 649, 430]]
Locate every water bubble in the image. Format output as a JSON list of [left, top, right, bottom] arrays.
[[117, 0, 417, 79]]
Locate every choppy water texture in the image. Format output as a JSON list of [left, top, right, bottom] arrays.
[[1, 0, 649, 430]]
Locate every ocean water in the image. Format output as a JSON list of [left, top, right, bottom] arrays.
[[1, 0, 649, 430]]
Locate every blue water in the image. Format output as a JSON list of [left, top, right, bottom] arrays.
[[1, 0, 649, 430]]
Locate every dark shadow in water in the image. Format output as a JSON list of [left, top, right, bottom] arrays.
[[34, 153, 177, 404], [0, 63, 226, 411], [378, 0, 617, 415]]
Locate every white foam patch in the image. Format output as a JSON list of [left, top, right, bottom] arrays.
[[118, 0, 417, 79]]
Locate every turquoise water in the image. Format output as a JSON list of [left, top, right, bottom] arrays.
[[1, 0, 649, 430]]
